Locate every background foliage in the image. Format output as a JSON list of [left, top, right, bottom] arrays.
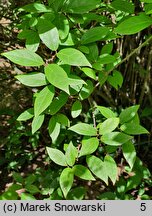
[[0, 0, 152, 200]]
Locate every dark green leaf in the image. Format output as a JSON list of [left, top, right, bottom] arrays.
[[111, 0, 134, 14], [21, 3, 53, 13], [66, 187, 86, 200], [81, 27, 109, 44], [98, 192, 117, 200], [64, 0, 100, 14], [56, 113, 70, 127], [79, 80, 94, 100], [119, 105, 140, 124], [48, 91, 68, 115], [73, 165, 95, 180], [38, 19, 59, 51], [98, 71, 108, 86], [98, 54, 116, 64], [53, 14, 69, 40], [120, 122, 149, 135], [107, 70, 123, 90]]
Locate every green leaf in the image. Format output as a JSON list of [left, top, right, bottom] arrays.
[[98, 71, 108, 86], [26, 32, 40, 52], [101, 132, 132, 146], [65, 142, 78, 167], [2, 49, 44, 66], [34, 85, 55, 117], [107, 70, 123, 90], [21, 3, 53, 13], [25, 175, 36, 186], [79, 80, 94, 100], [119, 105, 140, 124], [120, 122, 149, 135], [97, 106, 116, 118], [38, 19, 59, 51], [79, 137, 99, 157], [25, 185, 40, 194], [46, 147, 67, 166], [60, 33, 77, 46], [45, 64, 69, 94], [18, 30, 40, 52], [140, 0, 152, 2], [66, 186, 86, 200], [86, 43, 99, 62], [68, 75, 86, 86], [12, 172, 24, 184], [0, 184, 22, 200], [99, 117, 119, 135], [15, 72, 47, 87], [122, 141, 136, 169], [104, 155, 117, 185], [48, 0, 65, 11], [20, 193, 36, 200], [98, 54, 116, 64], [57, 48, 91, 67], [81, 67, 96, 80], [78, 46, 89, 54], [81, 27, 109, 44], [101, 42, 113, 55], [87, 155, 108, 185], [48, 91, 68, 115], [32, 114, 44, 134], [73, 165, 95, 181], [71, 100, 82, 118], [111, 0, 134, 14], [115, 13, 152, 35], [48, 116, 60, 143], [56, 113, 70, 127], [60, 168, 74, 198], [64, 0, 100, 14], [98, 192, 117, 200], [69, 123, 97, 136], [53, 14, 69, 40], [125, 158, 143, 192], [17, 108, 34, 121]]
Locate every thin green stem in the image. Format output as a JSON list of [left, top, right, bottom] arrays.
[[95, 35, 152, 89]]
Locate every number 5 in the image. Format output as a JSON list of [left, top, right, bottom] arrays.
[[140, 203, 146, 211]]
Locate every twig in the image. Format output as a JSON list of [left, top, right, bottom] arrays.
[[88, 97, 97, 128], [95, 35, 152, 89]]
